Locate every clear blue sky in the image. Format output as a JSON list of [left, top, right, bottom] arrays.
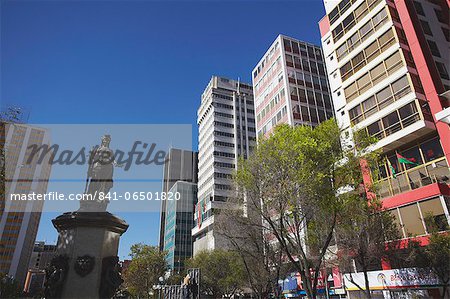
[[1, 0, 326, 259]]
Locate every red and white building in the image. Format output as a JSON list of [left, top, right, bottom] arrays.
[[252, 35, 335, 139], [320, 0, 449, 297]]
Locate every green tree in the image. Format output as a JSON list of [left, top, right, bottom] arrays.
[[232, 120, 379, 299], [122, 244, 167, 298], [185, 249, 246, 298], [408, 214, 450, 298], [0, 272, 22, 298], [216, 207, 284, 298], [335, 198, 402, 299]]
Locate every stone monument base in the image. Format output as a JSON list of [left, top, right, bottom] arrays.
[[46, 212, 128, 299]]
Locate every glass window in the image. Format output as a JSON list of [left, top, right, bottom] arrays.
[[420, 198, 448, 232], [435, 62, 450, 80], [345, 82, 358, 100], [378, 29, 395, 49], [371, 62, 387, 83], [340, 61, 352, 76], [372, 7, 387, 26], [365, 40, 379, 60], [342, 13, 355, 29], [413, 1, 425, 15], [376, 85, 392, 103], [420, 20, 433, 35], [385, 51, 403, 73], [399, 204, 426, 236], [427, 40, 441, 57], [402, 146, 423, 167], [349, 32, 360, 48], [362, 96, 377, 116], [359, 21, 373, 37], [382, 111, 399, 128], [367, 120, 381, 136], [391, 76, 410, 98], [352, 52, 365, 69], [357, 73, 371, 91], [349, 105, 362, 119], [355, 2, 368, 21], [421, 138, 444, 162], [398, 102, 417, 120]]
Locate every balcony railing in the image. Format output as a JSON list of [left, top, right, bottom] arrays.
[[376, 157, 450, 199]]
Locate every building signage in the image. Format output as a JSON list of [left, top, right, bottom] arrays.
[[344, 268, 440, 291]]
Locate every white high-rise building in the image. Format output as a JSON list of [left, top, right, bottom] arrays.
[[192, 76, 256, 254]]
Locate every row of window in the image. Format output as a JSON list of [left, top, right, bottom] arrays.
[[285, 54, 327, 76], [287, 69, 330, 92], [365, 102, 420, 139], [378, 136, 445, 179], [331, 0, 383, 42], [257, 88, 284, 124], [344, 50, 406, 103], [292, 104, 334, 125], [390, 197, 448, 238], [214, 161, 235, 168], [340, 28, 397, 82], [258, 106, 288, 136], [349, 75, 412, 125], [283, 38, 323, 61], [213, 151, 235, 158], [214, 140, 234, 148], [290, 87, 333, 110], [336, 7, 389, 62], [254, 41, 280, 79]]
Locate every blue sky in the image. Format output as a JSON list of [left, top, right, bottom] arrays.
[[1, 0, 326, 259]]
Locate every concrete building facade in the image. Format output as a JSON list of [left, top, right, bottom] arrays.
[[252, 34, 335, 139], [0, 123, 52, 287], [193, 76, 256, 254], [319, 0, 449, 296]]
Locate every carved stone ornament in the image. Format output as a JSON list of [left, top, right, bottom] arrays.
[[44, 254, 69, 299], [74, 255, 95, 277], [99, 256, 123, 299]]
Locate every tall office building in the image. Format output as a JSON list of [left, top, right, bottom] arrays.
[[320, 0, 449, 296], [163, 181, 197, 274], [193, 76, 256, 254], [159, 148, 198, 251], [252, 35, 335, 139], [0, 123, 52, 287]]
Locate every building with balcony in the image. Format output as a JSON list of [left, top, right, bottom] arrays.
[[319, 0, 449, 297], [193, 76, 256, 254], [0, 123, 52, 287], [252, 34, 335, 139]]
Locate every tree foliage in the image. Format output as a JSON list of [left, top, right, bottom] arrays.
[[216, 207, 284, 298], [185, 249, 246, 298], [122, 244, 167, 298], [407, 214, 450, 298], [230, 120, 379, 299]]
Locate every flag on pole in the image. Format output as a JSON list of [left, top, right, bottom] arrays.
[[387, 158, 397, 178], [396, 152, 418, 165]]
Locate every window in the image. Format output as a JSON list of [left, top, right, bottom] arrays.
[[420, 20, 433, 36], [391, 76, 410, 99], [382, 111, 399, 128], [421, 138, 444, 162], [399, 204, 426, 236], [442, 27, 450, 42], [367, 121, 382, 136], [413, 1, 425, 16], [427, 40, 441, 57], [435, 62, 449, 80]]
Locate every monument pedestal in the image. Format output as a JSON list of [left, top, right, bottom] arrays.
[[46, 212, 128, 299]]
